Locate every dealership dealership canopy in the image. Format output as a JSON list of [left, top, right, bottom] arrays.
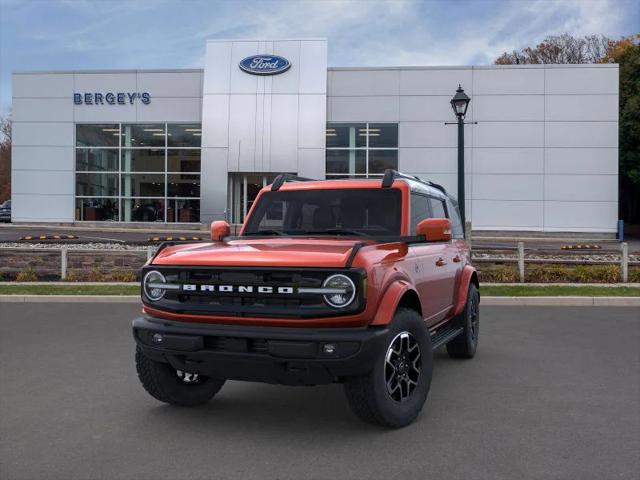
[[11, 39, 619, 233]]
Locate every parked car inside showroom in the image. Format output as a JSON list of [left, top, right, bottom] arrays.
[[0, 200, 10, 222]]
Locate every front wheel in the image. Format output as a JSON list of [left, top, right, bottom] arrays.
[[344, 308, 433, 428], [135, 347, 225, 406]]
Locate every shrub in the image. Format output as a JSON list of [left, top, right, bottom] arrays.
[[65, 271, 84, 282], [15, 269, 39, 282], [64, 269, 138, 282], [476, 264, 519, 283], [525, 264, 620, 283], [629, 266, 640, 283], [108, 271, 138, 282]]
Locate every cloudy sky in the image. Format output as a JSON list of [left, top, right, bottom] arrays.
[[0, 0, 638, 114]]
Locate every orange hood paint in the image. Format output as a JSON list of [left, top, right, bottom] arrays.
[[152, 238, 370, 268]]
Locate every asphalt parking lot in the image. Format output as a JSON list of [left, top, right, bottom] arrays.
[[1, 303, 638, 480]]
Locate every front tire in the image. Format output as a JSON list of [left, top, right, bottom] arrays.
[[135, 346, 225, 406], [344, 308, 433, 428], [446, 284, 480, 359]]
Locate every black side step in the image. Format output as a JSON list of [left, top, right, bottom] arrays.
[[430, 325, 464, 350]]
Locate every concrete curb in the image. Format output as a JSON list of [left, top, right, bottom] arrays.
[[481, 296, 640, 306], [481, 283, 640, 288], [1, 295, 639, 306]]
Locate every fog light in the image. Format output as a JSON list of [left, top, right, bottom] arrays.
[[152, 333, 163, 344], [323, 343, 336, 354]]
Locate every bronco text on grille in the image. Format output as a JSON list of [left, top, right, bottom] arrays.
[[141, 266, 366, 318]]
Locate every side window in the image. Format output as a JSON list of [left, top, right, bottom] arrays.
[[446, 198, 464, 238], [429, 197, 447, 219], [410, 194, 431, 235]]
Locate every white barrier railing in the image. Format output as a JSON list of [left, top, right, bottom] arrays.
[[0, 243, 636, 283], [473, 242, 636, 283]]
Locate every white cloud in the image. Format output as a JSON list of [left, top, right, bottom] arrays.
[[1, 0, 635, 114], [189, 0, 631, 67]]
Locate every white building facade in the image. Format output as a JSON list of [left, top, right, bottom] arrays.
[[11, 39, 619, 232]]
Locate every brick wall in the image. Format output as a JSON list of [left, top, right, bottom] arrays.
[[0, 249, 147, 281], [0, 250, 60, 279]]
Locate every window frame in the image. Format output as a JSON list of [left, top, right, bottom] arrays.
[[410, 192, 432, 235], [74, 122, 202, 223], [410, 191, 459, 240], [325, 122, 398, 178]]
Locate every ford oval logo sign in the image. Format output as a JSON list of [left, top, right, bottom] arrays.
[[239, 55, 291, 75]]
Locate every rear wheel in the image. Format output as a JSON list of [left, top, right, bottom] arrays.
[[135, 346, 225, 406], [344, 308, 433, 428], [446, 284, 480, 359]]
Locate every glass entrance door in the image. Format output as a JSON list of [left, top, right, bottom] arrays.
[[228, 173, 279, 224]]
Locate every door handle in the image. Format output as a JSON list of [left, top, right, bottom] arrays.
[[435, 258, 446, 267], [453, 255, 462, 263]]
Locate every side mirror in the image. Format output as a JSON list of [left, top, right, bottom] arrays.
[[211, 221, 230, 241], [416, 218, 452, 242]]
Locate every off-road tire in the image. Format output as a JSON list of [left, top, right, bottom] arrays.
[[446, 284, 480, 359], [135, 346, 225, 406], [344, 308, 433, 428]]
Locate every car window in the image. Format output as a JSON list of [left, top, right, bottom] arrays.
[[446, 197, 464, 238], [244, 188, 403, 236], [429, 197, 447, 219], [410, 193, 431, 235]]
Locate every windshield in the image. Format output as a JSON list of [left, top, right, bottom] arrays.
[[243, 188, 402, 237]]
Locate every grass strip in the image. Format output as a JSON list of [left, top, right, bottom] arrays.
[[0, 284, 139, 296], [481, 285, 640, 297]]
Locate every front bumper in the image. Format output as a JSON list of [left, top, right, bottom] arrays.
[[133, 315, 388, 385]]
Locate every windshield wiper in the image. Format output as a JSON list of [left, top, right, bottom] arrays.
[[244, 229, 286, 236], [304, 229, 367, 237]]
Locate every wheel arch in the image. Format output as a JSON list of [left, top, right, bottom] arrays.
[[371, 281, 422, 325], [396, 289, 422, 317], [453, 265, 479, 316]]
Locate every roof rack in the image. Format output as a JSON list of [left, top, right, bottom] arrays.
[[381, 169, 447, 194], [271, 173, 315, 191]]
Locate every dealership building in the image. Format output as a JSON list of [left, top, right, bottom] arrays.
[[11, 39, 619, 232]]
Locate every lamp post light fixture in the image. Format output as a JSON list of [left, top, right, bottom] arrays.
[[450, 84, 470, 118], [447, 84, 473, 235]]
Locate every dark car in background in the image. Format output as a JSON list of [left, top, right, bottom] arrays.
[[0, 200, 10, 222]]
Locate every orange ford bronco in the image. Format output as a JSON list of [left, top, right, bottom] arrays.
[[133, 170, 479, 427]]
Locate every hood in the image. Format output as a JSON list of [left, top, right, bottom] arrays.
[[151, 238, 367, 268]]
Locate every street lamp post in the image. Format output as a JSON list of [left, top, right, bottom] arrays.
[[448, 84, 472, 235]]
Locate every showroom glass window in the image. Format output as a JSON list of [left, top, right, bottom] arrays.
[[325, 123, 398, 179], [75, 124, 201, 222]]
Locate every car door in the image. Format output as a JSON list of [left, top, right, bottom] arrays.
[[445, 195, 468, 297], [428, 196, 460, 312], [408, 193, 451, 325]]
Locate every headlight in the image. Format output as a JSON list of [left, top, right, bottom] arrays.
[[322, 274, 356, 308], [143, 270, 166, 301]]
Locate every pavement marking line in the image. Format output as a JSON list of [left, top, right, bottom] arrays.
[[1, 295, 639, 306]]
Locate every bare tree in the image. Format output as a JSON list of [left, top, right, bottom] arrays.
[[0, 115, 11, 202], [0, 115, 11, 144], [495, 34, 611, 64]]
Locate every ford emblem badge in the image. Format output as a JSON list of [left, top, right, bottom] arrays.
[[239, 55, 291, 76]]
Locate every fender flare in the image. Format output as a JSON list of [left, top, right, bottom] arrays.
[[452, 265, 479, 316], [371, 280, 418, 326]]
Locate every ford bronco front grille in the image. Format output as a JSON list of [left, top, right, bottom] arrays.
[[141, 266, 366, 319]]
